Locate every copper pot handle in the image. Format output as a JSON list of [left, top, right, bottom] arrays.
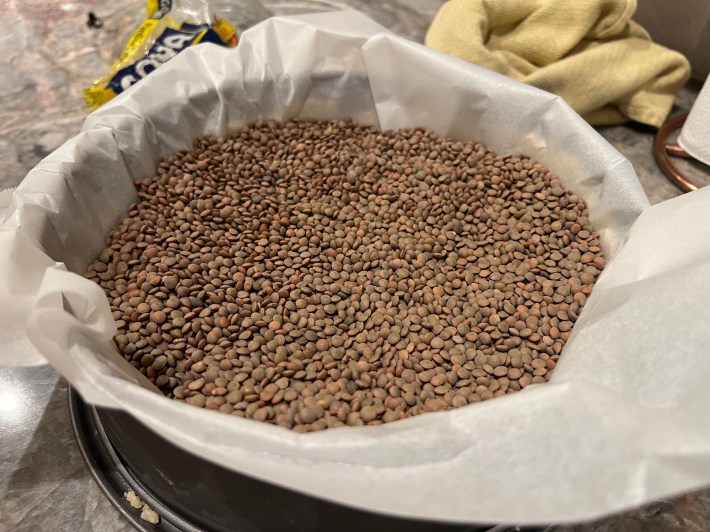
[[653, 112, 705, 193]]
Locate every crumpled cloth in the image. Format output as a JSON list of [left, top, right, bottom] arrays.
[[425, 0, 691, 127]]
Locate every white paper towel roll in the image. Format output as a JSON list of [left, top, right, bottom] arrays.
[[678, 75, 710, 165]]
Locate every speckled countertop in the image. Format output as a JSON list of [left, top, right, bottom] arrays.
[[0, 1, 707, 531]]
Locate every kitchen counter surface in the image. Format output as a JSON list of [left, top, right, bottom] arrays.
[[0, 1, 706, 531]]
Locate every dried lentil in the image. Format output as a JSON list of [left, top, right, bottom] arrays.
[[86, 119, 604, 432]]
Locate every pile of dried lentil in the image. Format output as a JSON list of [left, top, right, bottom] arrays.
[[86, 119, 605, 432]]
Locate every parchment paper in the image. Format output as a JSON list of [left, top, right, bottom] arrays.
[[2, 11, 710, 525]]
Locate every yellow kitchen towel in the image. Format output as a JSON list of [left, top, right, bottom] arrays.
[[425, 0, 691, 127]]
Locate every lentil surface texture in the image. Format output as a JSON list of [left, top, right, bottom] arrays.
[[86, 119, 605, 432]]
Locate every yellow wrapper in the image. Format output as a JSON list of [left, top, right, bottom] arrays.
[[84, 0, 237, 111]]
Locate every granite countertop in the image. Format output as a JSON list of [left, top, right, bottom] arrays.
[[0, 1, 706, 531]]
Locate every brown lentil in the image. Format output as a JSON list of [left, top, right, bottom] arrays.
[[86, 119, 604, 432]]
